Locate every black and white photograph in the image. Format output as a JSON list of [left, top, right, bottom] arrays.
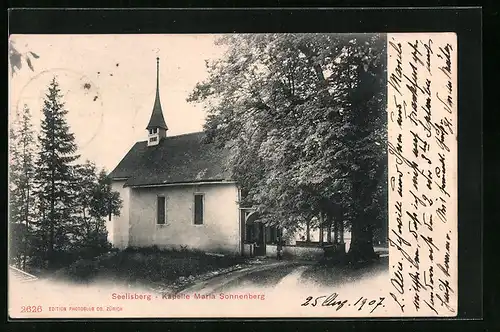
[[8, 30, 457, 318]]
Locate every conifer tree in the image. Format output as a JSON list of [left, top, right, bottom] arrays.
[[9, 104, 36, 269], [34, 77, 80, 268]]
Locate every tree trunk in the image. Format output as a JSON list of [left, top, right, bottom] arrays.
[[333, 218, 339, 244], [348, 219, 376, 263], [49, 175, 55, 269], [83, 207, 91, 242], [326, 216, 332, 243], [318, 213, 324, 245], [48, 220, 54, 269], [306, 218, 310, 242], [22, 186, 29, 270], [48, 111, 55, 270], [277, 227, 283, 260], [339, 219, 344, 244], [41, 206, 48, 269], [348, 157, 377, 263]]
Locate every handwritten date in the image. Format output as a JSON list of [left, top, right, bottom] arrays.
[[301, 293, 385, 313]]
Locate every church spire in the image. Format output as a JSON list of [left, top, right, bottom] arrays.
[[146, 57, 168, 131], [146, 57, 168, 147]]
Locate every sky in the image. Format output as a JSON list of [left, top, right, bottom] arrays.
[[9, 34, 227, 172]]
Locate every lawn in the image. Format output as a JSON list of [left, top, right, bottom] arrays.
[[300, 256, 389, 287], [53, 246, 248, 291]]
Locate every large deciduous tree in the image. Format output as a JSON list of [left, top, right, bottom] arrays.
[[71, 162, 122, 258], [188, 33, 387, 262]]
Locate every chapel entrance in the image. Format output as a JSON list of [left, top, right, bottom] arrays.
[[245, 211, 266, 256]]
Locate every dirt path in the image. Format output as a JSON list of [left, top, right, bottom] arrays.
[[178, 260, 306, 295]]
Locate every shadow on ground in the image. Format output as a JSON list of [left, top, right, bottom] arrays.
[[300, 256, 389, 288]]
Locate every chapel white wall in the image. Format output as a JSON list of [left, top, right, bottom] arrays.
[[109, 180, 130, 249], [128, 183, 241, 255]]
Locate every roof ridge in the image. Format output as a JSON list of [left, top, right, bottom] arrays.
[[164, 131, 204, 139], [135, 131, 204, 144]]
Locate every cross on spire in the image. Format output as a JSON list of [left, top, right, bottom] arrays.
[[156, 56, 160, 94]]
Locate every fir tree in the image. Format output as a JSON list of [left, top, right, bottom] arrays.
[[9, 110, 21, 225], [9, 104, 36, 269], [9, 110, 23, 267], [34, 77, 80, 268]]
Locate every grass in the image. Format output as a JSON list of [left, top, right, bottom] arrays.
[[53, 246, 248, 287], [301, 256, 389, 286]]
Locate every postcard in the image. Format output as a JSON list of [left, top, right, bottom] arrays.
[[8, 32, 457, 318]]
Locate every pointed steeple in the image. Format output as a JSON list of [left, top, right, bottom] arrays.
[[146, 57, 168, 130]]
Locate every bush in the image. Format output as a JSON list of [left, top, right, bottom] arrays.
[[52, 246, 247, 285], [66, 258, 99, 281], [50, 251, 80, 269]]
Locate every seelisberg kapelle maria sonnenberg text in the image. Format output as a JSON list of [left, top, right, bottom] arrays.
[[111, 292, 266, 301]]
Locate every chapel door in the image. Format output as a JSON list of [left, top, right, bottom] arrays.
[[254, 223, 266, 256]]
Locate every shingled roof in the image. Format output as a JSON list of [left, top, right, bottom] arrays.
[[108, 132, 233, 187]]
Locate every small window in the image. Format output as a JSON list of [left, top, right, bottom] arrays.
[[157, 196, 166, 225], [194, 194, 204, 225], [149, 137, 157, 143]]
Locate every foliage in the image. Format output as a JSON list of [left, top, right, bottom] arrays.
[[9, 39, 40, 75], [67, 258, 100, 281], [9, 222, 28, 266], [9, 77, 122, 271], [58, 247, 246, 284], [33, 77, 80, 267], [9, 104, 37, 268], [188, 33, 387, 260], [70, 161, 121, 258]]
